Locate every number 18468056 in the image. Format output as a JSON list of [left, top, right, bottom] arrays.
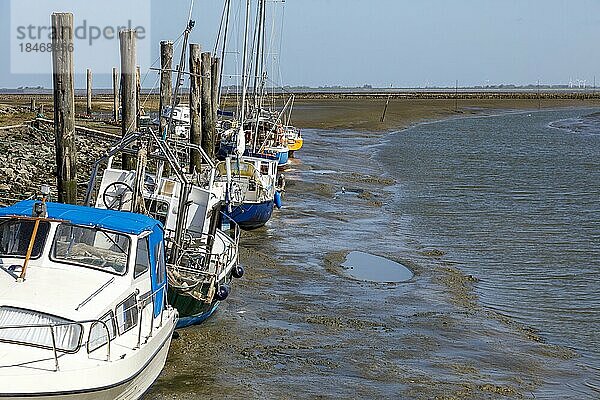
[[19, 43, 74, 53]]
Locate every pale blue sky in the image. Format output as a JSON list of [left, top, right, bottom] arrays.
[[1, 0, 599, 88]]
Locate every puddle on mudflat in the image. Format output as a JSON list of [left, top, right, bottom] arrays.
[[340, 251, 414, 283]]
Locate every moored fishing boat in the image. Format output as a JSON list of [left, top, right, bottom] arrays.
[[262, 144, 289, 168], [84, 122, 241, 328], [284, 125, 303, 156], [215, 154, 280, 230], [0, 195, 178, 399]]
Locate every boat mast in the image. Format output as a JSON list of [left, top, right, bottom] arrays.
[[240, 0, 251, 127], [217, 0, 232, 102], [257, 0, 268, 111], [252, 0, 267, 153], [168, 1, 196, 264], [252, 0, 265, 113], [234, 0, 252, 157], [165, 21, 195, 141]]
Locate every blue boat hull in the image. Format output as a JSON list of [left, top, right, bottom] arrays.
[[224, 200, 274, 231], [275, 150, 289, 167], [175, 302, 220, 329]]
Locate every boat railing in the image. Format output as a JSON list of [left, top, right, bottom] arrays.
[[0, 285, 169, 372]]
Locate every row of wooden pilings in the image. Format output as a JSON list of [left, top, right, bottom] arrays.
[[51, 12, 220, 204]]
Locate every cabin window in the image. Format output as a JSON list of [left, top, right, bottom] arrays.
[[87, 311, 116, 353], [0, 306, 82, 353], [100, 310, 117, 339], [0, 219, 50, 259], [134, 237, 150, 279], [155, 241, 166, 287], [115, 293, 138, 335], [260, 162, 269, 175], [52, 224, 130, 275]]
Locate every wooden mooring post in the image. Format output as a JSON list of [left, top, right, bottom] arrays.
[[51, 12, 77, 204], [159, 41, 173, 138], [211, 57, 221, 123], [119, 29, 137, 171], [136, 65, 142, 124], [86, 68, 92, 115], [189, 44, 203, 172], [380, 87, 392, 123], [30, 98, 36, 112], [112, 67, 119, 121], [200, 52, 215, 159]]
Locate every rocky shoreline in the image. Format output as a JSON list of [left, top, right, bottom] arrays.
[[0, 123, 112, 206]]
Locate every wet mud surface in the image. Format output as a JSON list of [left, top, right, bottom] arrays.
[[147, 121, 590, 399]]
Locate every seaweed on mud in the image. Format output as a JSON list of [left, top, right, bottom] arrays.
[[343, 172, 395, 186], [421, 249, 447, 258]]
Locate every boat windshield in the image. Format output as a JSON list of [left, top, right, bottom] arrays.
[[52, 224, 130, 275], [0, 218, 50, 259]]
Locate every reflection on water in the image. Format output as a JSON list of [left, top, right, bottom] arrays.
[[341, 251, 414, 283]]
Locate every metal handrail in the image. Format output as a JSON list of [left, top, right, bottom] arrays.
[[0, 285, 169, 372], [87, 320, 112, 361]]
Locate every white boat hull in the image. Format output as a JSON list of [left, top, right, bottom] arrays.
[[0, 312, 177, 400]]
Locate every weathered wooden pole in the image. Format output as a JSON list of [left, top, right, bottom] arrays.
[[30, 98, 36, 112], [119, 30, 137, 170], [380, 91, 391, 123], [86, 68, 92, 115], [211, 57, 221, 123], [454, 79, 459, 112], [159, 41, 173, 138], [189, 44, 203, 173], [200, 52, 215, 158], [112, 67, 119, 121], [51, 12, 77, 204], [136, 65, 142, 125]]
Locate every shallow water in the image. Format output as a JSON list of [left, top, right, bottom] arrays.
[[148, 108, 599, 399], [380, 108, 600, 397], [340, 251, 414, 283]]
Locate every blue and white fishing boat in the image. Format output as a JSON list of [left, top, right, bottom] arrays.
[[215, 150, 280, 231], [262, 144, 289, 168], [0, 195, 178, 399]]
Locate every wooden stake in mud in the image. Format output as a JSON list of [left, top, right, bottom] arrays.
[[159, 41, 173, 138], [86, 68, 92, 116], [30, 98, 36, 112], [455, 79, 459, 112], [380, 85, 392, 123], [119, 29, 137, 170], [189, 44, 203, 173], [201, 52, 215, 159], [112, 67, 119, 121], [51, 12, 77, 204], [211, 57, 221, 123]]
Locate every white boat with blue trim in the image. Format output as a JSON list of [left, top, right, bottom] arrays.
[[0, 198, 178, 399]]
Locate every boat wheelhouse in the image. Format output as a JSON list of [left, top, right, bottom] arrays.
[[83, 125, 241, 328], [0, 200, 178, 399]]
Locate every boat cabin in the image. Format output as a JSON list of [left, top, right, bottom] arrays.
[[0, 200, 177, 396]]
